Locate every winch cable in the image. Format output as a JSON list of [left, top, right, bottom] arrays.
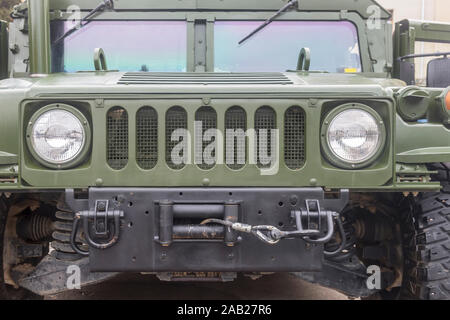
[[200, 218, 282, 245], [201, 216, 347, 255]]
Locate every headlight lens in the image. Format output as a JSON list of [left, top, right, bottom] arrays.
[[327, 109, 382, 164], [31, 109, 86, 164]]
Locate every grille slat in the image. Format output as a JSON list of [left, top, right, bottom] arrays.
[[284, 107, 306, 170], [166, 106, 188, 170], [107, 107, 129, 170], [136, 107, 158, 170], [195, 106, 217, 170], [225, 106, 247, 170], [255, 106, 277, 169]]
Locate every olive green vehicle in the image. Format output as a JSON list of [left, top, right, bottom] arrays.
[[1, 0, 450, 300]]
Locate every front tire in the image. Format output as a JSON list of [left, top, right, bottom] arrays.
[[407, 163, 450, 299], [366, 163, 450, 300]]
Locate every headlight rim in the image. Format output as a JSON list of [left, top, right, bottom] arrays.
[[26, 103, 92, 170], [320, 103, 386, 170]]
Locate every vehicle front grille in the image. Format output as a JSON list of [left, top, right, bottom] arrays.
[[106, 104, 306, 171]]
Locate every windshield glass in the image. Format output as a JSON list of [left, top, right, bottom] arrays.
[[51, 21, 187, 72], [214, 21, 362, 73]]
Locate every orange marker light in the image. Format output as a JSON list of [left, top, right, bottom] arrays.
[[446, 90, 450, 111]]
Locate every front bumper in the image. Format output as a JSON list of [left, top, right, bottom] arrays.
[[65, 187, 348, 273]]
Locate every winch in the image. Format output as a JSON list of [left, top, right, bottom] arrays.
[[65, 188, 349, 272]]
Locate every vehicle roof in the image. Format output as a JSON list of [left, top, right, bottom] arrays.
[[48, 0, 391, 19]]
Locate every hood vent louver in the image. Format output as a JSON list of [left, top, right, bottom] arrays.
[[118, 72, 293, 85]]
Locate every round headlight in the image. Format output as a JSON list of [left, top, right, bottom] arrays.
[[321, 104, 386, 169], [27, 104, 91, 168]]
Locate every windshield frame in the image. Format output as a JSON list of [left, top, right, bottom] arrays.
[[49, 10, 373, 73]]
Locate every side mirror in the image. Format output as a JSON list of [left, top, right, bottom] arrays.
[[427, 56, 450, 88], [0, 20, 8, 79]]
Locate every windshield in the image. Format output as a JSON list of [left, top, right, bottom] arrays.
[[51, 21, 187, 72], [51, 20, 361, 73], [215, 21, 361, 73]]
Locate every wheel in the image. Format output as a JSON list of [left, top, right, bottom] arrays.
[[0, 194, 42, 300], [371, 163, 450, 300], [406, 163, 450, 299]]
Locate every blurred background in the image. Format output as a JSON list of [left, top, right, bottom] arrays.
[[0, 0, 449, 83], [0, 0, 18, 21]]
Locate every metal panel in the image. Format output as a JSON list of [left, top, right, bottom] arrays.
[[28, 0, 51, 74], [194, 20, 207, 72], [66, 187, 349, 272], [0, 21, 8, 79], [49, 0, 391, 18], [18, 98, 395, 190], [297, 0, 391, 19]]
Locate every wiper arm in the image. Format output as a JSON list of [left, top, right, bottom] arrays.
[[53, 0, 114, 44], [238, 0, 298, 45]]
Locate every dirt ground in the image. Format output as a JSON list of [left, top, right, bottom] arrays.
[[47, 272, 349, 300]]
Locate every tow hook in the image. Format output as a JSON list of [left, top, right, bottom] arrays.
[[202, 200, 346, 256], [70, 200, 124, 256]]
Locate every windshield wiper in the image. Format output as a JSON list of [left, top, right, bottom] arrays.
[[238, 0, 298, 45], [53, 0, 114, 44]]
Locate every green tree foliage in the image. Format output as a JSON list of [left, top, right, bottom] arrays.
[[0, 0, 22, 22]]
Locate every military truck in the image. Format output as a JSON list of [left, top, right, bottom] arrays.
[[1, 0, 450, 300]]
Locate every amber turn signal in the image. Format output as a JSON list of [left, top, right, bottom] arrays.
[[446, 90, 450, 111]]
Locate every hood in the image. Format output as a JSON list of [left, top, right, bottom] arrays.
[[0, 71, 405, 97]]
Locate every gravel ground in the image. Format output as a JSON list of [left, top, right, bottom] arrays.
[[47, 272, 349, 300]]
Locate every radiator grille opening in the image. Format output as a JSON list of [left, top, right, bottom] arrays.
[[166, 106, 188, 170], [225, 106, 247, 170], [136, 106, 158, 170], [195, 106, 217, 170], [284, 106, 306, 170], [107, 107, 128, 170], [255, 106, 276, 169]]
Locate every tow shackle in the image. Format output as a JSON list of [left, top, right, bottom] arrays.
[[70, 202, 124, 256]]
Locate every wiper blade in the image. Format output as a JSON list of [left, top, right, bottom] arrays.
[[238, 0, 298, 45], [53, 0, 114, 44]]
